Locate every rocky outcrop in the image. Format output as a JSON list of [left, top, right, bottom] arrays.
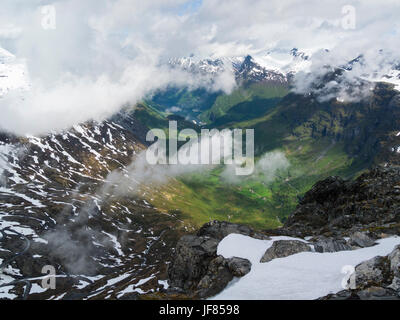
[[168, 235, 219, 292], [197, 220, 270, 241], [282, 166, 400, 238], [260, 240, 311, 263], [312, 237, 352, 253], [323, 245, 400, 300], [167, 221, 255, 298], [226, 257, 252, 277], [355, 256, 391, 288], [311, 231, 376, 253], [348, 231, 377, 248]]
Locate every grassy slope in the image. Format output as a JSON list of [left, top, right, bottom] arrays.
[[148, 87, 220, 120], [141, 94, 370, 230], [200, 83, 289, 124], [147, 137, 364, 230], [139, 84, 398, 230]]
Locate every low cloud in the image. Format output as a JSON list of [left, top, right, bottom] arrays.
[[221, 150, 290, 184], [0, 63, 235, 135], [0, 0, 399, 134]]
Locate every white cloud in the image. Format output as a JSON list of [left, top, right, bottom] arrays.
[[0, 0, 399, 134], [221, 150, 289, 184]]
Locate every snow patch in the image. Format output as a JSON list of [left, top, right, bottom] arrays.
[[212, 233, 400, 300]]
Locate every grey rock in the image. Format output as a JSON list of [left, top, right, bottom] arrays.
[[168, 225, 256, 298], [260, 240, 311, 263], [226, 257, 252, 277], [348, 232, 376, 248], [196, 256, 233, 298], [283, 166, 400, 237], [319, 289, 356, 300], [168, 235, 219, 290], [313, 238, 352, 253], [322, 243, 400, 300], [355, 256, 390, 288], [388, 245, 400, 277], [322, 287, 400, 300], [356, 287, 400, 300], [388, 276, 400, 291], [197, 220, 269, 241]]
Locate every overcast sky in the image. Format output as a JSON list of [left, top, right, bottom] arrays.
[[0, 0, 399, 135]]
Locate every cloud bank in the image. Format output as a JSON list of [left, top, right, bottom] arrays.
[[0, 0, 399, 134]]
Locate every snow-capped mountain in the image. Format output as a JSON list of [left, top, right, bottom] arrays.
[[168, 54, 290, 85], [169, 48, 400, 95], [168, 56, 243, 75], [254, 47, 313, 75], [236, 55, 288, 84]]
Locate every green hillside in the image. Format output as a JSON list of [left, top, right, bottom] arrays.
[[137, 83, 400, 230], [200, 83, 289, 124]]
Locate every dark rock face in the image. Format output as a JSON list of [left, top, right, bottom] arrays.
[[280, 165, 400, 300], [322, 287, 400, 300], [226, 257, 252, 277], [283, 166, 400, 237], [348, 231, 376, 248], [197, 220, 270, 241], [168, 235, 219, 291], [260, 240, 311, 263], [355, 256, 391, 288], [168, 221, 254, 298], [313, 238, 352, 253], [195, 256, 234, 298]]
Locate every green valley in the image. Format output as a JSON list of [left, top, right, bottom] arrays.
[[134, 82, 400, 230]]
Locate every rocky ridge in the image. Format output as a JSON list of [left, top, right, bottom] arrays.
[[0, 111, 189, 300]]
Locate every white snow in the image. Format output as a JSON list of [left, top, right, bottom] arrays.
[[0, 285, 17, 300], [0, 187, 45, 208], [102, 231, 124, 256], [212, 233, 400, 300], [158, 279, 169, 289]]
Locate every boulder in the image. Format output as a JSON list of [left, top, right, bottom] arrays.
[[168, 235, 219, 290], [168, 225, 254, 298], [197, 220, 269, 241], [226, 257, 251, 277], [356, 287, 400, 300], [388, 277, 400, 291], [313, 238, 352, 253], [348, 231, 376, 248], [196, 256, 234, 298], [260, 240, 311, 263], [355, 256, 391, 288], [388, 245, 400, 277], [324, 244, 400, 300]]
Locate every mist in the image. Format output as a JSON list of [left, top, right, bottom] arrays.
[[221, 151, 290, 184], [0, 0, 399, 134]]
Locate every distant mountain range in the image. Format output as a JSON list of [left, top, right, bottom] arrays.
[[168, 48, 312, 85]]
